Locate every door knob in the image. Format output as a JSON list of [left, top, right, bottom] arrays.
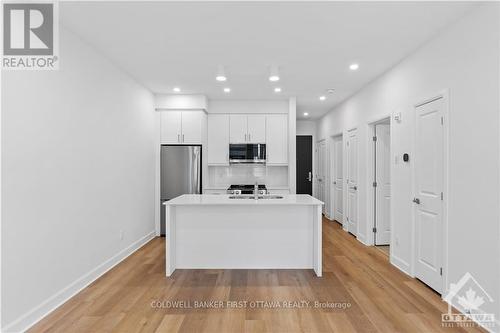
[[333, 181, 337, 185], [350, 186, 357, 190], [413, 198, 420, 204]]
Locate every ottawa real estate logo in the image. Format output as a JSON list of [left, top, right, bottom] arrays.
[[2, 1, 59, 70], [442, 272, 496, 330]]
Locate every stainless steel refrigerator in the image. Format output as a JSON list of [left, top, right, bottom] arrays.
[[160, 145, 201, 235]]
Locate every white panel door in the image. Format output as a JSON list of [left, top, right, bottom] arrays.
[[375, 124, 391, 245], [247, 115, 266, 143], [207, 114, 229, 165], [229, 115, 248, 143], [330, 136, 343, 222], [181, 111, 203, 144], [346, 129, 358, 235], [414, 97, 444, 293], [160, 111, 182, 144]]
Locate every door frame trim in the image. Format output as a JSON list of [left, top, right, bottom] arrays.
[[411, 89, 450, 296], [315, 139, 327, 216], [345, 127, 359, 237], [365, 115, 392, 247], [329, 134, 344, 226]]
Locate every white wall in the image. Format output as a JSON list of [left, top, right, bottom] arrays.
[[1, 27, 156, 331], [315, 4, 499, 324], [208, 100, 289, 114]]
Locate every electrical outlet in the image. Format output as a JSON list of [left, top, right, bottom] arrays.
[[119, 230, 124, 240]]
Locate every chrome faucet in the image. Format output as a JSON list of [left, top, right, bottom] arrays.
[[254, 182, 259, 200]]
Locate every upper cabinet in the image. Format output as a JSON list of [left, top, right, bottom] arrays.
[[180, 111, 204, 144], [266, 114, 288, 165], [160, 110, 204, 144], [207, 114, 229, 165], [247, 115, 266, 143], [229, 115, 247, 143], [229, 114, 266, 143], [160, 111, 182, 144]]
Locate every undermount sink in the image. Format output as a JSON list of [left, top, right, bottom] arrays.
[[228, 195, 284, 200]]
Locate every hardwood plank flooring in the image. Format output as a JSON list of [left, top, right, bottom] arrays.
[[29, 218, 485, 333]]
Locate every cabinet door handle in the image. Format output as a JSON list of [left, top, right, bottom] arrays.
[[244, 134, 247, 142], [177, 134, 180, 143], [182, 134, 184, 143], [248, 133, 251, 142]]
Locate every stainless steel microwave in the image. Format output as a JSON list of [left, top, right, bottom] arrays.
[[229, 144, 266, 164]]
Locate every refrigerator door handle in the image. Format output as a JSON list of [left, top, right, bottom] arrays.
[[192, 147, 200, 194]]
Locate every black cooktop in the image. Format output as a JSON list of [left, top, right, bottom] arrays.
[[228, 184, 267, 190]]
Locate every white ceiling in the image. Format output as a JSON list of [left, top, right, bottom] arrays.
[[60, 2, 476, 119]]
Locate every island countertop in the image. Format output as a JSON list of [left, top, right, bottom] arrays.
[[164, 194, 323, 206]]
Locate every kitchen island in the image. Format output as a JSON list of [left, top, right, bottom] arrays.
[[163, 194, 323, 277]]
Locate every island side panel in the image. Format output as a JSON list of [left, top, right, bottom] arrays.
[[313, 204, 322, 277], [173, 205, 314, 270], [165, 204, 176, 277]]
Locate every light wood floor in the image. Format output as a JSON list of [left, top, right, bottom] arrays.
[[29, 218, 484, 333], [375, 245, 390, 257]]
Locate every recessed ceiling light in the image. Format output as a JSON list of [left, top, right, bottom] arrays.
[[303, 112, 309, 116], [224, 87, 231, 93], [349, 63, 359, 71], [173, 87, 181, 92], [327, 89, 335, 94], [269, 65, 280, 82], [319, 96, 326, 101], [274, 87, 282, 93], [216, 65, 227, 81]]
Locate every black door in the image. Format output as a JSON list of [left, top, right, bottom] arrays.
[[296, 136, 313, 195]]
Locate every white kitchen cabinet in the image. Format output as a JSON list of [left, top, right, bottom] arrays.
[[207, 114, 229, 164], [268, 189, 290, 195], [160, 110, 204, 144], [229, 115, 248, 143], [203, 189, 227, 194], [247, 115, 266, 143], [160, 111, 182, 144], [265, 114, 288, 164], [229, 114, 266, 143], [181, 111, 203, 144]]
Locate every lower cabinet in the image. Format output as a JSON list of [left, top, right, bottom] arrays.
[[267, 189, 290, 195], [204, 189, 227, 195]]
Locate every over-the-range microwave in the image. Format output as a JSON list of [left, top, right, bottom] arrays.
[[229, 144, 266, 164]]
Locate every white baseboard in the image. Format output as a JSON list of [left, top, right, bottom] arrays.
[[356, 233, 369, 246], [2, 231, 156, 333], [390, 254, 411, 276]]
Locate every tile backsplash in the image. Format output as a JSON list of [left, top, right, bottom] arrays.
[[207, 165, 288, 188]]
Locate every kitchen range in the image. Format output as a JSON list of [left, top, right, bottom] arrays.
[[226, 184, 267, 195]]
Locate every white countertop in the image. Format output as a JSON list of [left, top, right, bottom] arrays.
[[164, 194, 323, 206]]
